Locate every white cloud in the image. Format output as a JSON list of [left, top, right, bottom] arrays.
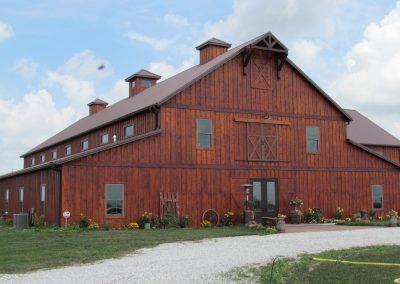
[[201, 0, 345, 45], [103, 79, 127, 104], [290, 40, 323, 71], [0, 90, 75, 174], [164, 14, 188, 27], [60, 50, 113, 81], [124, 32, 173, 51], [0, 21, 13, 41], [330, 1, 400, 137], [148, 57, 196, 80], [13, 58, 39, 80], [45, 71, 94, 106]]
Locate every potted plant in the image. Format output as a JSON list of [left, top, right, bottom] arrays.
[[289, 197, 303, 224], [388, 210, 398, 227], [139, 212, 152, 229], [276, 213, 286, 233]]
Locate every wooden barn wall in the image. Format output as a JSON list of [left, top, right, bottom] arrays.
[[366, 145, 400, 164], [23, 111, 156, 168], [58, 50, 400, 227], [0, 169, 60, 224]]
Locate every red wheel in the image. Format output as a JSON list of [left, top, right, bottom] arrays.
[[202, 209, 219, 226]]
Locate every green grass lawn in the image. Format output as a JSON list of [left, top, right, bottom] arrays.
[[233, 245, 400, 283], [336, 219, 397, 227], [0, 225, 274, 274]]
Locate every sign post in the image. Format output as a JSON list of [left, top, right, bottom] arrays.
[[63, 210, 71, 226]]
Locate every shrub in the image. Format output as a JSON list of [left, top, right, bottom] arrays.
[[178, 215, 190, 228], [334, 207, 344, 220], [201, 220, 212, 228], [79, 213, 89, 228], [33, 214, 45, 228], [88, 222, 100, 230], [222, 211, 235, 226], [4, 217, 12, 226], [104, 223, 112, 231], [305, 208, 324, 223], [127, 222, 139, 230]]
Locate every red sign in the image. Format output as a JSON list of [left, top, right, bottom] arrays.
[[63, 211, 71, 218]]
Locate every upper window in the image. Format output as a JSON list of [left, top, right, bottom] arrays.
[[19, 187, 24, 212], [31, 157, 35, 166], [101, 133, 109, 144], [5, 189, 9, 202], [130, 81, 136, 88], [197, 119, 212, 148], [372, 185, 383, 209], [65, 145, 72, 156], [52, 150, 57, 160], [142, 79, 152, 88], [306, 126, 319, 153], [124, 125, 134, 137], [105, 184, 124, 216], [81, 138, 89, 151], [40, 153, 45, 163]]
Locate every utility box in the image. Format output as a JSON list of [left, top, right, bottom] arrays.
[[13, 213, 29, 229]]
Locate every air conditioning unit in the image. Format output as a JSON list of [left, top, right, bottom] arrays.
[[13, 213, 29, 229]]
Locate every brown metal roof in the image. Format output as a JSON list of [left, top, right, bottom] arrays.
[[125, 69, 161, 81], [345, 109, 400, 146], [22, 32, 352, 157], [196, 37, 232, 50]]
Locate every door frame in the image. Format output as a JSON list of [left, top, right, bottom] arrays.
[[250, 178, 279, 219]]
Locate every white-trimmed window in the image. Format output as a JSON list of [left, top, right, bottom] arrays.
[[306, 126, 319, 153], [40, 184, 46, 214], [130, 81, 136, 88], [40, 153, 46, 163], [124, 125, 134, 137], [65, 145, 72, 156], [105, 184, 124, 216], [142, 79, 152, 88], [19, 188, 24, 212], [81, 138, 89, 151], [5, 189, 9, 211], [31, 157, 35, 166], [372, 185, 383, 209], [52, 150, 57, 159], [101, 133, 109, 144], [197, 119, 212, 148]]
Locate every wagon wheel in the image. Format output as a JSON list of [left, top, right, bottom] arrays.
[[202, 209, 219, 226]]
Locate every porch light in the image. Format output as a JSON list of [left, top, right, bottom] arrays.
[[240, 183, 253, 210]]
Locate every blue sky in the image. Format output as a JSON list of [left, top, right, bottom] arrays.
[[0, 0, 399, 174]]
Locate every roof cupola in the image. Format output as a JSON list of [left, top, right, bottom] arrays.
[[196, 37, 231, 64], [124, 69, 161, 98]]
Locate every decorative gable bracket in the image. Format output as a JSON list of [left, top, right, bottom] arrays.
[[242, 32, 288, 79]]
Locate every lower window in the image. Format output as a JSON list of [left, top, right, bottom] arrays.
[[105, 184, 124, 216], [372, 185, 383, 209]]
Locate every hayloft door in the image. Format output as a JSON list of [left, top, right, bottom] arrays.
[[251, 179, 278, 219]]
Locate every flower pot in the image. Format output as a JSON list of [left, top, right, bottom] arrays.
[[289, 212, 301, 224], [144, 223, 151, 229], [276, 219, 286, 233], [389, 216, 398, 227]]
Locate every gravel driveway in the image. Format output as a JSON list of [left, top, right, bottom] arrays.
[[1, 227, 399, 284]]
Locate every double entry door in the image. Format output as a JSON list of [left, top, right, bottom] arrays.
[[251, 179, 278, 219]]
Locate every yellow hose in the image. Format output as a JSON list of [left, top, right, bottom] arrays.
[[313, 257, 400, 267]]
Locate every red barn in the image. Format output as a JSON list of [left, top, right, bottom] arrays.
[[1, 32, 399, 227]]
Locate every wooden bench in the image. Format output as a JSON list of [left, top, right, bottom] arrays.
[[261, 217, 278, 228]]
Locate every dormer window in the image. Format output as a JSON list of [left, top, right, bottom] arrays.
[[40, 153, 46, 163], [31, 157, 35, 166], [52, 150, 57, 159], [81, 138, 89, 151], [142, 79, 152, 88], [124, 125, 134, 137], [101, 133, 109, 144], [65, 145, 72, 156], [130, 81, 136, 88]]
